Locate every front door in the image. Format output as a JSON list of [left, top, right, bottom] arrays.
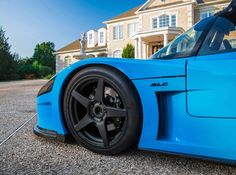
[[152, 44, 163, 55], [187, 16, 236, 118], [152, 45, 158, 55], [187, 53, 236, 118]]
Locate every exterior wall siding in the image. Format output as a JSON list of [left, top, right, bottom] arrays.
[[107, 18, 138, 57], [140, 6, 190, 32]]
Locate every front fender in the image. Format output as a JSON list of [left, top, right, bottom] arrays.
[[37, 58, 186, 136], [66, 58, 186, 80]]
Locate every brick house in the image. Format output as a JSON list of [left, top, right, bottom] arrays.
[[55, 0, 230, 72]]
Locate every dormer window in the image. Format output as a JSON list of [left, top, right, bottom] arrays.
[[98, 28, 106, 46], [100, 32, 104, 43], [87, 30, 98, 48], [88, 33, 93, 46]]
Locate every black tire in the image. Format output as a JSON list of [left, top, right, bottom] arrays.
[[63, 66, 142, 155]]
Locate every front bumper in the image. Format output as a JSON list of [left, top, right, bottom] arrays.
[[33, 125, 67, 142]]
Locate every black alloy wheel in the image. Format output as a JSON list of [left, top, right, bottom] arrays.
[[63, 66, 142, 155]]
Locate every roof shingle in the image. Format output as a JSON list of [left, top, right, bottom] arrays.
[[57, 39, 107, 53], [57, 39, 81, 52], [109, 6, 140, 21]]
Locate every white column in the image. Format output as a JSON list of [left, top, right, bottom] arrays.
[[134, 38, 138, 59], [143, 43, 147, 59], [164, 33, 169, 47], [138, 37, 143, 59]]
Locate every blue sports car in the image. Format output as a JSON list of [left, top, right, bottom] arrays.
[[35, 1, 236, 163]]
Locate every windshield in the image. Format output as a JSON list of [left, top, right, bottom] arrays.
[[151, 17, 215, 59]]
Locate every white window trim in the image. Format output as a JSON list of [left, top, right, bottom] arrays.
[[128, 22, 138, 38], [159, 14, 170, 28], [113, 24, 124, 41], [64, 56, 72, 68], [87, 31, 95, 48], [150, 12, 178, 30], [170, 13, 178, 27], [98, 30, 106, 46], [88, 33, 93, 46], [113, 49, 123, 58], [151, 17, 159, 30], [199, 7, 215, 20]]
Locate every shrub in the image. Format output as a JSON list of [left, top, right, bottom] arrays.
[[16, 60, 54, 79], [32, 61, 53, 78], [122, 44, 135, 58], [16, 62, 36, 79]]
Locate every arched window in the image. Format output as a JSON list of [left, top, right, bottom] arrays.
[[159, 15, 170, 28], [64, 56, 72, 68], [113, 50, 122, 58]]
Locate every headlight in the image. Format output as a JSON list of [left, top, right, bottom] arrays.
[[38, 76, 56, 96]]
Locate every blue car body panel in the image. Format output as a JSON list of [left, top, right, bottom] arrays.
[[37, 58, 186, 135], [36, 2, 236, 162], [37, 53, 236, 163], [187, 52, 236, 118]]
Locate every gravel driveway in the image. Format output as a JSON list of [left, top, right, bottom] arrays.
[[0, 80, 236, 175]]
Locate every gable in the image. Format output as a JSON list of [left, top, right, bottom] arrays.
[[139, 0, 191, 11], [106, 6, 140, 23]]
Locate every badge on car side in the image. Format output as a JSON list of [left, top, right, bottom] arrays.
[[151, 82, 168, 87]]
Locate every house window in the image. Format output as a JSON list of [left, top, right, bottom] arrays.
[[159, 15, 169, 28], [64, 57, 72, 68], [113, 50, 122, 58], [152, 18, 158, 29], [113, 25, 123, 40], [99, 31, 104, 44], [128, 23, 138, 38], [171, 15, 177, 27], [88, 33, 93, 45], [200, 8, 215, 20]]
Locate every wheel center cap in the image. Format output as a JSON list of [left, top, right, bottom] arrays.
[[92, 103, 104, 119]]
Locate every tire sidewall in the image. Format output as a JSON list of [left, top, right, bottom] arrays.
[[63, 66, 142, 155]]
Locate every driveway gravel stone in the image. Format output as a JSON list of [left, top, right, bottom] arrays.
[[0, 80, 46, 142], [0, 80, 236, 175]]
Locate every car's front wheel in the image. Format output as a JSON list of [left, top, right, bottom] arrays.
[[63, 66, 142, 155]]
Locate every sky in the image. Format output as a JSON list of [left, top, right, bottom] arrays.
[[0, 0, 146, 58]]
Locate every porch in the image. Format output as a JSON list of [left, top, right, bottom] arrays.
[[133, 27, 184, 59]]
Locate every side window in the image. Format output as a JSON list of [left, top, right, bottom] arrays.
[[151, 17, 214, 60], [199, 17, 236, 56], [151, 46, 168, 59]]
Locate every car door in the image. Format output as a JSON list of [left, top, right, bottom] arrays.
[[187, 16, 236, 118]]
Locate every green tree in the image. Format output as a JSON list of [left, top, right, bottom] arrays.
[[32, 42, 56, 71], [0, 27, 17, 81], [16, 57, 35, 79], [122, 44, 135, 58]]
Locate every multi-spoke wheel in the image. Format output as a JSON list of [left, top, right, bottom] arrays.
[[63, 66, 142, 154]]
